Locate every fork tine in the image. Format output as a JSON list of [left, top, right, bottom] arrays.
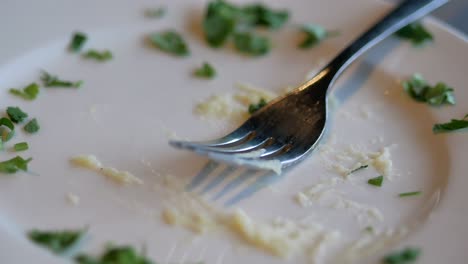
[[169, 126, 254, 150], [190, 136, 274, 155]]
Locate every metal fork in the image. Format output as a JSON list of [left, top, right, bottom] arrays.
[[170, 0, 447, 174]]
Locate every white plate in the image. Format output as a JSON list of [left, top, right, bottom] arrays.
[[0, 0, 467, 263]]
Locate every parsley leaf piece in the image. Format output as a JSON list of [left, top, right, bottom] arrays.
[[395, 22, 432, 46], [41, 71, 83, 88], [367, 175, 383, 187], [241, 4, 289, 29], [75, 245, 154, 264], [403, 74, 455, 106], [383, 247, 421, 264], [6, 106, 28, 123], [433, 114, 468, 133], [348, 165, 368, 175], [0, 117, 15, 142], [28, 228, 85, 255], [9, 83, 40, 101], [299, 24, 338, 48], [24, 118, 40, 134], [14, 142, 29, 152], [144, 7, 166, 18], [248, 98, 267, 114], [203, 1, 237, 47], [202, 1, 289, 47], [69, 32, 88, 52], [194, 62, 216, 79], [399, 191, 422, 197], [149, 30, 190, 56], [0, 156, 32, 173], [83, 50, 113, 62], [233, 32, 270, 56]]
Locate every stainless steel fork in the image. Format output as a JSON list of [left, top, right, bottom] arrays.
[[170, 0, 447, 174]]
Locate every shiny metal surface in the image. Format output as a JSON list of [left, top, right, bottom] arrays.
[[170, 0, 448, 172]]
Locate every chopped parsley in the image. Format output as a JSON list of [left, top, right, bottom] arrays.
[[364, 226, 374, 233], [83, 50, 113, 62], [75, 245, 154, 264], [202, 0, 288, 48], [0, 156, 32, 173], [41, 71, 83, 88], [28, 228, 86, 254], [433, 114, 468, 133], [383, 247, 421, 264], [149, 30, 190, 56], [348, 164, 368, 175], [395, 22, 432, 46], [233, 32, 270, 56], [24, 118, 40, 134], [144, 7, 166, 18], [69, 32, 88, 52], [194, 62, 216, 79], [14, 142, 29, 152], [367, 175, 383, 187], [241, 4, 289, 29], [0, 117, 15, 142], [248, 98, 267, 114], [9, 83, 40, 101], [6, 106, 28, 123], [299, 24, 338, 48], [399, 191, 422, 197], [403, 74, 455, 106]]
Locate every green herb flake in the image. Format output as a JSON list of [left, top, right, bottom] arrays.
[[364, 226, 374, 233], [202, 0, 289, 48], [69, 32, 88, 52], [6, 106, 28, 123], [348, 165, 368, 175], [0, 156, 32, 174], [144, 7, 166, 18], [149, 30, 190, 56], [0, 139, 3, 151], [28, 228, 85, 254], [9, 83, 40, 101], [383, 247, 421, 264], [14, 142, 29, 152], [0, 117, 15, 142], [24, 118, 40, 134], [41, 71, 83, 88], [399, 191, 422, 198], [433, 114, 468, 133], [367, 175, 383, 187], [248, 98, 267, 114], [194, 62, 216, 79], [83, 50, 113, 62], [403, 74, 455, 106], [241, 4, 289, 29], [299, 24, 339, 48], [233, 32, 270, 56], [396, 22, 432, 46], [75, 245, 154, 264]]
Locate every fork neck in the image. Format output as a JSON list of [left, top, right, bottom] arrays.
[[319, 0, 448, 92]]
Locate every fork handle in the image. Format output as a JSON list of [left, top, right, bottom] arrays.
[[325, 0, 448, 82]]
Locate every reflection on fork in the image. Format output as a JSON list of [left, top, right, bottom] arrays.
[[187, 160, 285, 206]]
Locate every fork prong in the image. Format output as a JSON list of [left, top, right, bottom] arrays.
[[207, 152, 283, 175], [187, 136, 273, 156], [169, 127, 254, 150]]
